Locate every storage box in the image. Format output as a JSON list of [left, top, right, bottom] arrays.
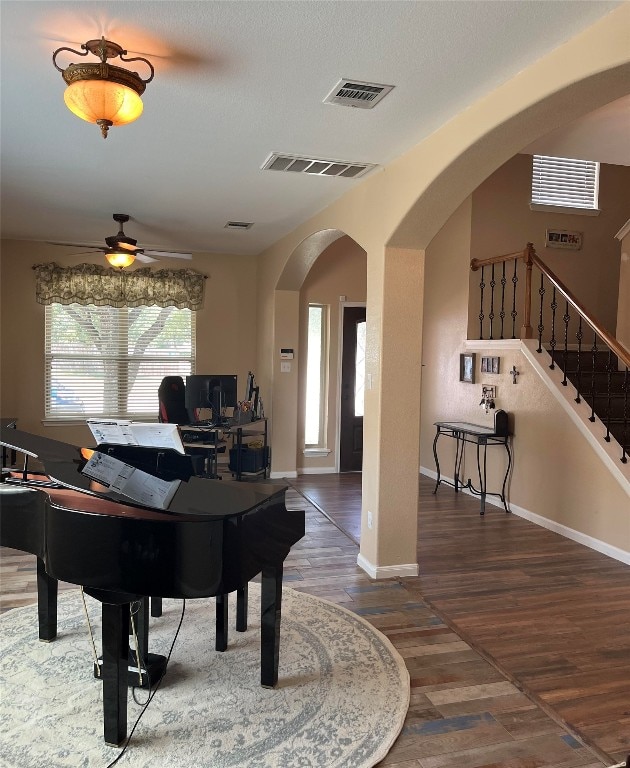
[[229, 445, 268, 474]]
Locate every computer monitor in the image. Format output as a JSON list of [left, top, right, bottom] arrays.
[[185, 375, 238, 425]]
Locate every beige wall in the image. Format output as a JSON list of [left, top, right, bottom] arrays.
[[469, 155, 630, 336], [422, 198, 630, 553], [297, 236, 367, 471], [0, 241, 259, 446]]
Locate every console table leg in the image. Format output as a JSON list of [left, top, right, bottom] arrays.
[[432, 431, 441, 493], [501, 441, 512, 513]]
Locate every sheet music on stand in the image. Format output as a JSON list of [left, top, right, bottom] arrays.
[[87, 419, 185, 455], [81, 451, 180, 510]]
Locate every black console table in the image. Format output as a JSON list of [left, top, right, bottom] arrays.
[[432, 420, 512, 515]]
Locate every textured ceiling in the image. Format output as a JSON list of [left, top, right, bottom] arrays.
[[0, 1, 626, 258]]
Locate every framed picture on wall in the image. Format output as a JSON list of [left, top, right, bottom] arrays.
[[481, 356, 500, 374], [459, 353, 475, 383], [545, 228, 582, 250]]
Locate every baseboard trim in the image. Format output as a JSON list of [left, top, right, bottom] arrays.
[[297, 466, 338, 475], [356, 553, 419, 580], [270, 470, 297, 479], [419, 466, 630, 566]]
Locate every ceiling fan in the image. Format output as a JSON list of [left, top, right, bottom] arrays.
[[49, 213, 193, 267]]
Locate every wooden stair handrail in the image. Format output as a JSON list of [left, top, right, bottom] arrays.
[[470, 244, 630, 368]]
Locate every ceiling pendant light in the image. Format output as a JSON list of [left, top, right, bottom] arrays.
[[52, 37, 154, 139], [105, 249, 136, 269]]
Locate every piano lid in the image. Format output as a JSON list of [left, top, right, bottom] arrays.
[[1, 426, 286, 521]]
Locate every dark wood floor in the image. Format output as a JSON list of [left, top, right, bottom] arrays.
[[290, 473, 630, 765], [1, 472, 628, 767]]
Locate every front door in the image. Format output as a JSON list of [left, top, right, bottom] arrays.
[[339, 306, 366, 472]]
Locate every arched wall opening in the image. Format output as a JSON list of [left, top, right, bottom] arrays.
[[259, 9, 630, 572]]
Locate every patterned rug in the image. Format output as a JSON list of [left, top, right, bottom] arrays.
[[0, 584, 409, 768]]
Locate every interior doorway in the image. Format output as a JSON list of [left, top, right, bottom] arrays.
[[339, 305, 366, 472]]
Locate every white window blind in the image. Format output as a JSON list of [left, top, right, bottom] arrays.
[[531, 155, 600, 210], [304, 304, 328, 447], [45, 303, 195, 419]]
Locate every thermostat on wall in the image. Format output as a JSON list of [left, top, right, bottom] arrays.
[[280, 349, 294, 359]]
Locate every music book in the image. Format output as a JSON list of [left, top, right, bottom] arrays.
[[81, 451, 180, 510], [87, 419, 185, 454]]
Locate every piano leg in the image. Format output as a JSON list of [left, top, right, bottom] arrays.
[[215, 585, 248, 651], [260, 564, 283, 688], [215, 593, 228, 652], [101, 602, 130, 747], [236, 583, 248, 632], [36, 557, 57, 642], [150, 596, 162, 617]]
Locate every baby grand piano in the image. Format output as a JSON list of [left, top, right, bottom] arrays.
[[0, 426, 305, 747]]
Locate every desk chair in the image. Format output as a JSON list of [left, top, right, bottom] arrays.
[[158, 376, 189, 425]]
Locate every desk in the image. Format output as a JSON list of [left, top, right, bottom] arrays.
[[432, 421, 511, 515], [181, 426, 226, 478]]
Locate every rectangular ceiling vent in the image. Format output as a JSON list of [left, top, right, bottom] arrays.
[[224, 221, 254, 230], [261, 153, 376, 179], [323, 78, 394, 109]]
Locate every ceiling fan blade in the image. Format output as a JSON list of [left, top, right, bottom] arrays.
[[143, 250, 193, 260], [47, 241, 100, 249], [134, 253, 159, 263]]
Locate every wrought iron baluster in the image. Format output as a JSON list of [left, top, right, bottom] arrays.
[[604, 350, 613, 442], [574, 317, 583, 404], [549, 287, 557, 370], [510, 260, 518, 340], [561, 301, 570, 386], [478, 266, 485, 340], [536, 271, 545, 353], [589, 332, 598, 422], [489, 264, 496, 340], [499, 262, 506, 340]]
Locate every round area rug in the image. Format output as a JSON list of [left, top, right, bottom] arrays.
[[0, 584, 409, 768]]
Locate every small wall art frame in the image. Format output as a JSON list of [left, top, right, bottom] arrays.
[[545, 228, 582, 250], [459, 353, 475, 383], [481, 356, 500, 374]]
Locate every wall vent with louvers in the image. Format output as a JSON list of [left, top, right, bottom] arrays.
[[224, 221, 254, 229], [323, 78, 394, 109], [261, 153, 376, 179]]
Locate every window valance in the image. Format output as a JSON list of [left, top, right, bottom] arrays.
[[33, 263, 206, 310]]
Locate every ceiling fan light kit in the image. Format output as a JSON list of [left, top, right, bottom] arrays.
[[52, 37, 154, 139]]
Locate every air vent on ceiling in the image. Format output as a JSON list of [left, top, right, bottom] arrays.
[[323, 78, 394, 109], [261, 153, 376, 179], [224, 221, 254, 230]]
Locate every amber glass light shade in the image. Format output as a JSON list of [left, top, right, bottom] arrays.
[[105, 251, 136, 269], [63, 80, 144, 127]]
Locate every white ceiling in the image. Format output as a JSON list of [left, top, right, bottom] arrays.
[[1, 1, 627, 258]]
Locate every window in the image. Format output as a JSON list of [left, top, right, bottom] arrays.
[[304, 304, 328, 447], [354, 320, 366, 417], [531, 154, 600, 213], [45, 303, 195, 420]]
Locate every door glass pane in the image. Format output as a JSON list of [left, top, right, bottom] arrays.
[[305, 305, 324, 445], [354, 320, 366, 417]]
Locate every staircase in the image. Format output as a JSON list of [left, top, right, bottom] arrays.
[[470, 243, 629, 464], [552, 350, 629, 455]]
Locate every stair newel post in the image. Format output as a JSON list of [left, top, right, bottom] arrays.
[[536, 270, 545, 354], [520, 243, 534, 340], [589, 332, 598, 422], [604, 349, 613, 443], [561, 301, 570, 386], [574, 317, 583, 404], [510, 259, 518, 340], [549, 287, 557, 370], [499, 261, 507, 340], [622, 367, 628, 464], [478, 266, 486, 340]]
